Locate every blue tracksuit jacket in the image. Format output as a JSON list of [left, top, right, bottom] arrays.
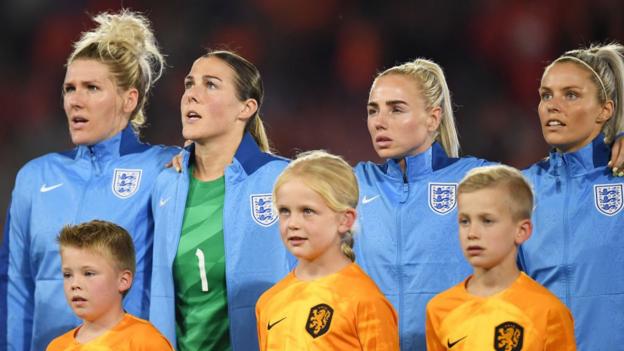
[[519, 135, 624, 350], [149, 133, 294, 350], [0, 126, 178, 351], [353, 142, 489, 351]]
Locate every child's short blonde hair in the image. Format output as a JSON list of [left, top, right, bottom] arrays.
[[273, 150, 359, 261], [458, 165, 534, 221], [58, 220, 136, 277]]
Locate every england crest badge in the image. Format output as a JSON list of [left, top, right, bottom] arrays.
[[111, 168, 142, 199], [594, 184, 623, 216], [429, 182, 457, 215], [250, 194, 278, 227]]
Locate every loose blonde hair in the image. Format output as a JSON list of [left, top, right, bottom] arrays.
[[58, 220, 136, 295], [377, 58, 460, 157], [67, 10, 165, 133], [273, 150, 359, 261], [458, 165, 534, 221], [546, 43, 624, 143]]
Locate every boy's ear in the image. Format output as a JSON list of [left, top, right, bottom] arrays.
[[338, 208, 357, 234], [514, 219, 532, 245], [118, 270, 133, 294]]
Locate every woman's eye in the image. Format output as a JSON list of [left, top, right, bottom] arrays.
[[303, 208, 314, 215], [565, 91, 578, 100], [87, 85, 99, 92], [184, 81, 193, 89], [540, 92, 552, 101], [63, 86, 75, 94], [62, 272, 71, 279]]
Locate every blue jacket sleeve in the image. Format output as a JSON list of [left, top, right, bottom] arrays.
[[0, 207, 10, 351], [6, 170, 35, 351]]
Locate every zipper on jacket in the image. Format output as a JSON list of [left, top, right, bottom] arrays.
[[75, 148, 96, 221], [555, 155, 571, 306], [397, 174, 409, 348]]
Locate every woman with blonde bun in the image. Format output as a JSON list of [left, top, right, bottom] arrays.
[[0, 10, 178, 351]]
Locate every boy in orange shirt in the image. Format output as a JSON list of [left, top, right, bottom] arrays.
[[256, 151, 398, 350], [426, 165, 576, 351], [47, 220, 172, 350]]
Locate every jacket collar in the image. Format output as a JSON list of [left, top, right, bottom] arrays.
[[545, 134, 610, 175], [183, 132, 283, 176], [383, 142, 459, 180], [72, 125, 149, 161]]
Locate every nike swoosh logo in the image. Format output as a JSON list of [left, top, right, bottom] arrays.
[[447, 336, 467, 348], [159, 197, 171, 207], [40, 183, 63, 193], [362, 195, 380, 204], [267, 317, 286, 330]]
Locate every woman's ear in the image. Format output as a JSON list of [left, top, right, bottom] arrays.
[[427, 106, 443, 133], [597, 99, 614, 124], [237, 98, 258, 122], [122, 88, 139, 114]]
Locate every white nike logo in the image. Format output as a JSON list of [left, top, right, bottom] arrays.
[[40, 183, 63, 193], [362, 195, 380, 204], [159, 197, 171, 207]]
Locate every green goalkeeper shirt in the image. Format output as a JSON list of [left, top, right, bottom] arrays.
[[173, 170, 231, 351]]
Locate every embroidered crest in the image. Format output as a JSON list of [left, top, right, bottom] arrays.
[[111, 169, 142, 199], [494, 321, 524, 351], [594, 184, 623, 216], [428, 183, 457, 215], [250, 194, 278, 227], [306, 304, 333, 338]]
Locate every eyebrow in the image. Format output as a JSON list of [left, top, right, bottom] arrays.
[[367, 100, 408, 107], [539, 84, 583, 91], [185, 75, 223, 81]]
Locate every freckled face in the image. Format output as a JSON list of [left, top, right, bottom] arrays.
[[538, 62, 611, 153]]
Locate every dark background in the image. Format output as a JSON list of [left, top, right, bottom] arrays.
[[2, 0, 623, 234]]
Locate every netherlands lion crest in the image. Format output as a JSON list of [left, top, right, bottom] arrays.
[[494, 321, 524, 351], [111, 168, 142, 199], [250, 194, 278, 227], [306, 303, 333, 338], [429, 183, 457, 215], [594, 184, 623, 216]]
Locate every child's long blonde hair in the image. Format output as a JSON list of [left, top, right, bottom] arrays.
[[273, 150, 359, 261]]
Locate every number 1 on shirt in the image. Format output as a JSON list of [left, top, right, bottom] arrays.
[[195, 248, 209, 292]]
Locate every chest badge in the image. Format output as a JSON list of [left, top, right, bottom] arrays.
[[112, 168, 143, 199], [428, 183, 457, 215], [306, 303, 333, 338], [250, 194, 278, 227], [594, 184, 623, 216], [494, 321, 524, 351]]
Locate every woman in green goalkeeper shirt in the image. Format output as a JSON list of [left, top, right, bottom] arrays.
[[149, 50, 293, 351]]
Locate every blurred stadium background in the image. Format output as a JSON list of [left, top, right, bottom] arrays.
[[2, 0, 623, 233]]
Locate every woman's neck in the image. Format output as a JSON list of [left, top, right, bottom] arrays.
[[193, 135, 242, 181]]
